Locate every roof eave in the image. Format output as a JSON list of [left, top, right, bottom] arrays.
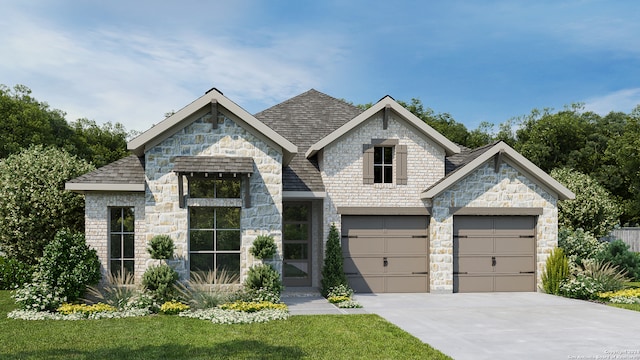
[[127, 88, 298, 165], [421, 142, 576, 201], [65, 183, 146, 193], [305, 96, 461, 158]]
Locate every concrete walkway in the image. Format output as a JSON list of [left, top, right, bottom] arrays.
[[281, 288, 367, 315], [354, 292, 640, 360]]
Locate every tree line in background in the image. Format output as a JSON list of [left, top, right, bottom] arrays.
[[0, 84, 638, 277]]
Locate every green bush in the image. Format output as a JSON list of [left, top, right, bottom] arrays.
[[560, 274, 606, 300], [596, 240, 640, 281], [249, 235, 277, 259], [0, 256, 34, 289], [244, 264, 283, 297], [560, 260, 628, 300], [0, 145, 94, 265], [34, 229, 101, 302], [321, 223, 348, 297], [541, 248, 569, 295], [147, 235, 175, 260], [558, 227, 606, 267], [141, 264, 179, 303], [12, 281, 67, 311]]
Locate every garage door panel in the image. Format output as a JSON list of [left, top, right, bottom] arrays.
[[455, 216, 494, 236], [344, 257, 383, 274], [494, 256, 535, 273], [455, 237, 494, 254], [494, 216, 535, 235], [384, 216, 429, 235], [386, 256, 428, 274], [348, 276, 384, 293], [454, 275, 493, 292], [341, 216, 383, 236], [494, 275, 536, 292], [386, 237, 428, 254], [386, 276, 428, 292], [342, 237, 385, 255], [456, 256, 494, 273], [494, 237, 535, 253]]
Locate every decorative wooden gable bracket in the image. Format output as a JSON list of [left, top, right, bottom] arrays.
[[210, 100, 218, 128], [494, 150, 504, 172], [176, 172, 252, 209], [383, 105, 391, 130]]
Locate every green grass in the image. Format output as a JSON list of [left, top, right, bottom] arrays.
[[609, 303, 640, 312], [0, 291, 450, 360]]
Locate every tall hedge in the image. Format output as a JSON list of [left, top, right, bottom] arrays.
[[0, 145, 94, 264], [321, 223, 348, 297]]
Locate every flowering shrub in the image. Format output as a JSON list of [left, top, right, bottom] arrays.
[[179, 308, 289, 324], [12, 282, 67, 311], [335, 300, 363, 309], [57, 303, 117, 315], [327, 284, 354, 298], [327, 295, 350, 304], [237, 287, 281, 304], [597, 288, 640, 304], [325, 284, 361, 308], [160, 301, 190, 315], [218, 301, 287, 313], [560, 275, 605, 300]]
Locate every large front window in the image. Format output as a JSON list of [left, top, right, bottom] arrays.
[[189, 178, 241, 198], [374, 146, 393, 183], [189, 207, 241, 282], [109, 207, 135, 278]]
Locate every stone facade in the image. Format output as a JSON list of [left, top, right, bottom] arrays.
[[84, 192, 146, 282], [320, 112, 443, 239], [429, 161, 558, 293]]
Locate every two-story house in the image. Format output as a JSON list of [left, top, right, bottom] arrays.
[[66, 88, 574, 293]]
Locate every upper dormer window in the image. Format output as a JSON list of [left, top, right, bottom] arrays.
[[374, 147, 393, 183]]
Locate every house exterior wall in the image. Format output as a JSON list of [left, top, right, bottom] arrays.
[[84, 192, 146, 282], [144, 114, 283, 281], [320, 113, 444, 241], [429, 161, 558, 293]]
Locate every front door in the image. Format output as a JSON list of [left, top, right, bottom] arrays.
[[283, 202, 311, 286]]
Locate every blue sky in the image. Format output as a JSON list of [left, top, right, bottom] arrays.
[[2, 1, 639, 133]]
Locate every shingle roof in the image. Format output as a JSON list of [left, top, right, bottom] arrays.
[[173, 156, 254, 174], [255, 89, 363, 191], [67, 155, 145, 185]]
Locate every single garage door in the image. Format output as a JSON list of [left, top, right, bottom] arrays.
[[454, 216, 536, 293], [341, 215, 429, 293]]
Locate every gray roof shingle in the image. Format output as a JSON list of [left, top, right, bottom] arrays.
[[67, 155, 145, 185], [173, 156, 254, 174], [255, 89, 363, 191]]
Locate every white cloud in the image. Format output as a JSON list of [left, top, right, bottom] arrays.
[[583, 88, 640, 115], [0, 4, 350, 132]]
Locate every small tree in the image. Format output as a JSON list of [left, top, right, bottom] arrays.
[[249, 235, 277, 260], [147, 235, 175, 260], [321, 223, 348, 297], [541, 248, 569, 295], [0, 145, 94, 264], [551, 168, 622, 238]]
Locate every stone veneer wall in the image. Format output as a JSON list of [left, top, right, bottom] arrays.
[[319, 113, 444, 241], [84, 192, 146, 282], [429, 161, 558, 293], [144, 114, 283, 281]]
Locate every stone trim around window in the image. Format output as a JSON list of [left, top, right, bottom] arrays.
[[362, 139, 407, 185]]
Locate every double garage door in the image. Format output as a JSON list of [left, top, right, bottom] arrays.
[[341, 215, 536, 293], [454, 216, 536, 292], [341, 216, 429, 293]]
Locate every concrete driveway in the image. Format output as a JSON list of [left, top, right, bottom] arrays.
[[355, 292, 640, 360]]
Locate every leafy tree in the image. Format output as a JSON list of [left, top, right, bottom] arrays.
[[398, 98, 472, 146], [596, 240, 640, 281], [34, 229, 101, 301], [68, 118, 130, 168], [321, 223, 348, 297], [551, 168, 621, 238], [0, 145, 94, 264]]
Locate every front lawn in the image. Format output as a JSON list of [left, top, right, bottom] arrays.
[[0, 291, 450, 360]]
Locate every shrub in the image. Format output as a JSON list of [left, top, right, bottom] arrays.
[[560, 274, 605, 300], [237, 287, 281, 304], [244, 264, 283, 297], [560, 260, 628, 300], [581, 259, 628, 292], [12, 282, 67, 311], [57, 303, 117, 315], [327, 283, 354, 298], [551, 168, 622, 238], [147, 235, 175, 260], [249, 235, 277, 259], [558, 227, 606, 267], [321, 223, 348, 297], [541, 248, 570, 295], [34, 229, 101, 302], [0, 145, 94, 265], [597, 288, 640, 303], [160, 300, 190, 315], [176, 270, 239, 309], [0, 256, 34, 289], [141, 264, 179, 303], [596, 240, 640, 281]]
